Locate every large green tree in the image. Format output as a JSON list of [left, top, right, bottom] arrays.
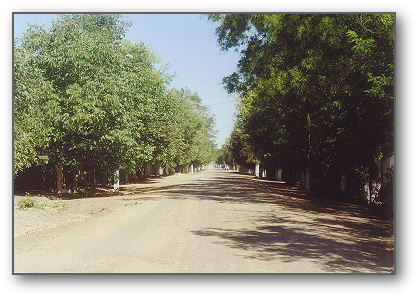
[[14, 14, 217, 191], [210, 14, 394, 201]]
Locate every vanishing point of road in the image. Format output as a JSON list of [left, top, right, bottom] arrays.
[[14, 168, 394, 273]]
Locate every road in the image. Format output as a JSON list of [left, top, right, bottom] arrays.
[[14, 168, 394, 273]]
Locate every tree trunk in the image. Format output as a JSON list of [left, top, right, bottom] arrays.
[[153, 164, 159, 177], [125, 172, 129, 184], [55, 164, 63, 193], [73, 169, 80, 193], [164, 165, 169, 176], [305, 168, 311, 194], [340, 174, 347, 192], [93, 169, 97, 186], [275, 168, 283, 181], [144, 162, 151, 177], [305, 99, 311, 194]]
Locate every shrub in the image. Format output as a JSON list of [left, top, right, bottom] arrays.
[[17, 195, 37, 209]]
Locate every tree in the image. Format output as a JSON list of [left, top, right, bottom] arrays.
[[13, 44, 59, 175], [210, 14, 394, 203], [14, 14, 218, 191]]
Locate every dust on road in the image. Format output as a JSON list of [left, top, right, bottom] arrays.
[[13, 168, 394, 273]]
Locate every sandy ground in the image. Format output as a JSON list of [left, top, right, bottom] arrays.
[[13, 168, 394, 273]]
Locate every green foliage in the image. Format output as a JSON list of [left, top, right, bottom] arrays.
[[16, 194, 49, 209], [14, 14, 217, 189], [16, 193, 65, 210], [13, 45, 59, 175], [210, 13, 394, 204], [17, 195, 36, 209], [216, 144, 231, 166]]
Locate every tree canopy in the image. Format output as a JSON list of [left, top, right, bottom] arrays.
[[210, 14, 394, 206], [14, 14, 217, 190]]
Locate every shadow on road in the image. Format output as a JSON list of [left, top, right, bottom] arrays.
[[134, 169, 394, 273], [192, 220, 393, 273]]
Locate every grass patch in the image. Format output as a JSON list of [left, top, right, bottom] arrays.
[[17, 195, 37, 209], [17, 193, 66, 211], [51, 201, 66, 211]]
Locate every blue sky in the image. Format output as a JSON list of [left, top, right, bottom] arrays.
[[13, 13, 241, 148]]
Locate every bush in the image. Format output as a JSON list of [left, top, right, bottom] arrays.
[[17, 195, 37, 209], [16, 193, 50, 210]]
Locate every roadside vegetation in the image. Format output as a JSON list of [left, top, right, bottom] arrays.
[[212, 14, 394, 215], [14, 14, 217, 194], [16, 193, 66, 210]]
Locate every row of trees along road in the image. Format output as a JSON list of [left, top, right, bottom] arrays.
[[14, 14, 217, 192], [212, 14, 394, 212]]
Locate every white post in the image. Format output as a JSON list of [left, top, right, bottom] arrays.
[[364, 182, 370, 202], [190, 164, 194, 173], [113, 170, 120, 192], [255, 164, 260, 178]]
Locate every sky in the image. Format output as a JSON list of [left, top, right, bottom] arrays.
[[13, 13, 241, 148]]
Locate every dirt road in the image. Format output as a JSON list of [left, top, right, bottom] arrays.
[[13, 168, 394, 273]]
